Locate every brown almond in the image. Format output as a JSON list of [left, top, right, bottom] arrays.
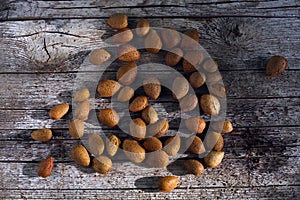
[[266, 55, 287, 77], [49, 103, 69, 120], [206, 72, 223, 84], [37, 156, 54, 178], [70, 144, 90, 167], [88, 133, 105, 156], [189, 72, 206, 88], [136, 18, 150, 37], [165, 48, 183, 67], [92, 155, 112, 174], [69, 119, 84, 139], [145, 29, 162, 53], [200, 94, 220, 115], [148, 118, 169, 138], [163, 135, 181, 156], [118, 44, 141, 62], [204, 151, 224, 168], [129, 96, 148, 112], [186, 136, 206, 154], [116, 62, 137, 85], [98, 108, 120, 128], [222, 120, 233, 133], [74, 88, 90, 102], [117, 86, 135, 102], [179, 94, 198, 112], [184, 159, 204, 176], [172, 77, 189, 100], [31, 128, 52, 142], [184, 116, 206, 134], [158, 176, 178, 192], [146, 150, 169, 168], [161, 28, 181, 49], [180, 29, 199, 50], [202, 59, 218, 73], [122, 139, 146, 163], [182, 50, 205, 73], [112, 28, 133, 43], [208, 83, 227, 98], [106, 13, 128, 30], [106, 134, 121, 157], [141, 106, 159, 124], [206, 132, 224, 151], [143, 137, 162, 152], [89, 49, 111, 65], [97, 80, 121, 97], [129, 118, 146, 140], [74, 100, 91, 121], [143, 77, 161, 100]]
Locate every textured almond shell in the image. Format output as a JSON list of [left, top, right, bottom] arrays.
[[31, 128, 52, 142], [49, 103, 69, 120], [37, 156, 54, 178], [70, 144, 90, 167]]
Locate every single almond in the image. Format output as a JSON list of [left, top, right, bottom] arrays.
[[106, 134, 121, 157], [106, 13, 128, 30], [161, 28, 181, 49], [172, 77, 189, 100], [70, 144, 90, 167], [112, 28, 133, 43], [206, 72, 223, 84], [129, 118, 146, 140], [122, 139, 146, 163], [204, 151, 224, 168], [141, 106, 159, 124], [222, 120, 233, 133], [184, 116, 206, 134], [200, 94, 220, 115], [118, 44, 141, 62], [143, 77, 161, 100], [92, 155, 112, 174], [205, 132, 224, 151], [179, 94, 198, 112], [88, 133, 105, 156], [186, 136, 206, 154], [69, 119, 84, 139], [189, 72, 206, 88], [117, 86, 135, 102], [74, 88, 90, 102], [31, 128, 52, 142], [116, 62, 137, 85], [89, 49, 111, 65], [136, 18, 150, 37], [143, 137, 162, 152], [129, 96, 148, 112], [98, 108, 120, 127], [184, 159, 204, 176], [165, 48, 183, 67], [182, 50, 205, 73], [266, 55, 287, 77], [146, 150, 169, 168], [148, 118, 169, 138], [49, 103, 69, 120], [37, 156, 54, 178], [180, 29, 199, 50], [208, 83, 227, 98], [97, 80, 121, 97], [158, 176, 178, 192], [74, 100, 91, 121], [163, 135, 181, 156], [202, 59, 218, 73], [145, 29, 162, 53]]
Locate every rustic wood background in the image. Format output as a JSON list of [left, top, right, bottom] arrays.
[[0, 0, 299, 199]]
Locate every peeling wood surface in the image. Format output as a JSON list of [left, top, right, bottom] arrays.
[[0, 0, 300, 199]]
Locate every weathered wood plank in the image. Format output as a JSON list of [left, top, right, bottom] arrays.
[[1, 0, 299, 21], [1, 17, 300, 71]]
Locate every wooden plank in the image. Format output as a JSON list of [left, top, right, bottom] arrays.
[[1, 17, 300, 72], [1, 0, 299, 20]]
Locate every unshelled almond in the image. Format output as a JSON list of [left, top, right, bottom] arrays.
[[184, 159, 204, 176], [143, 137, 162, 152], [70, 144, 90, 167], [37, 156, 54, 178], [122, 139, 146, 163], [31, 128, 52, 142], [112, 28, 133, 44], [117, 86, 134, 102], [158, 176, 178, 192], [92, 155, 112, 174], [186, 136, 205, 154], [172, 77, 189, 100], [74, 88, 90, 102], [180, 29, 199, 50], [116, 62, 137, 85], [208, 83, 226, 98], [89, 49, 111, 65], [184, 116, 206, 134], [204, 151, 224, 168], [200, 94, 220, 115], [189, 72, 206, 88], [202, 59, 218, 73], [161, 28, 181, 49], [106, 13, 128, 30], [141, 106, 159, 124], [146, 150, 169, 168], [148, 118, 169, 137], [266, 55, 287, 77], [136, 18, 150, 37], [206, 132, 224, 151], [182, 50, 205, 73], [74, 100, 91, 121], [118, 44, 141, 62], [129, 118, 146, 140], [163, 135, 181, 156], [145, 29, 162, 53], [143, 77, 161, 100], [49, 103, 69, 120], [98, 108, 120, 127], [69, 119, 85, 139], [129, 96, 148, 112], [106, 134, 121, 157], [88, 133, 105, 156], [179, 94, 198, 112], [165, 48, 183, 67], [97, 80, 121, 97]]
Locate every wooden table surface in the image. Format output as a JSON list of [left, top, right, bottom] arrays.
[[0, 0, 299, 199]]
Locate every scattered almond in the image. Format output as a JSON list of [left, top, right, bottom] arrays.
[[180, 29, 199, 50], [116, 62, 137, 85], [145, 29, 162, 53], [122, 139, 146, 163], [148, 118, 169, 137], [74, 88, 90, 102], [165, 48, 183, 67], [106, 134, 121, 157], [31, 128, 52, 142], [202, 59, 218, 73], [222, 120, 233, 133], [112, 28, 133, 43], [37, 156, 54, 178], [74, 100, 91, 121], [158, 176, 178, 192], [129, 96, 148, 112], [117, 86, 135, 102], [204, 151, 224, 168], [208, 83, 227, 98], [205, 132, 224, 151], [89, 49, 111, 65], [69, 119, 84, 139], [118, 44, 141, 62], [163, 135, 181, 156], [143, 77, 161, 100], [97, 80, 121, 97], [92, 155, 112, 174], [189, 72, 206, 88], [98, 108, 120, 127], [186, 136, 206, 154], [141, 106, 159, 124], [143, 137, 162, 152], [200, 94, 220, 115], [106, 13, 128, 30], [70, 144, 90, 167], [179, 94, 198, 112], [129, 118, 146, 140], [266, 55, 287, 77], [88, 133, 105, 156], [49, 103, 69, 120], [136, 18, 150, 37], [184, 116, 206, 134], [146, 150, 169, 168], [182, 50, 205, 73], [161, 28, 181, 49], [172, 77, 189, 100], [184, 159, 204, 176]]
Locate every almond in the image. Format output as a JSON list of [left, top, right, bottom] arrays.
[[74, 100, 91, 121], [179, 94, 198, 112], [88, 133, 105, 156], [266, 55, 287, 77], [49, 103, 69, 120], [92, 155, 112, 174], [206, 72, 223, 84], [89, 49, 111, 65], [136, 18, 150, 37], [145, 29, 162, 53], [205, 132, 224, 151], [98, 108, 120, 127], [112, 28, 133, 44], [141, 106, 159, 124], [97, 80, 121, 97], [165, 48, 183, 67], [180, 29, 199, 50], [148, 119, 169, 138], [208, 83, 227, 98], [116, 62, 137, 85], [184, 159, 204, 176], [31, 128, 52, 142], [204, 151, 224, 168], [202, 59, 218, 73], [106, 134, 121, 157], [129, 96, 148, 112], [106, 13, 128, 30], [118, 44, 141, 62], [200, 94, 220, 115], [117, 86, 135, 102], [189, 72, 206, 88], [163, 135, 181, 156], [143, 77, 161, 100], [146, 150, 169, 168], [158, 176, 178, 192], [186, 136, 205, 154], [68, 119, 84, 139], [172, 77, 189, 100], [122, 139, 146, 163], [182, 50, 205, 73], [143, 137, 162, 152], [70, 144, 90, 167], [184, 116, 206, 134], [37, 156, 54, 178], [74, 88, 90, 102], [161, 28, 181, 49], [222, 120, 233, 133], [129, 118, 146, 140]]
